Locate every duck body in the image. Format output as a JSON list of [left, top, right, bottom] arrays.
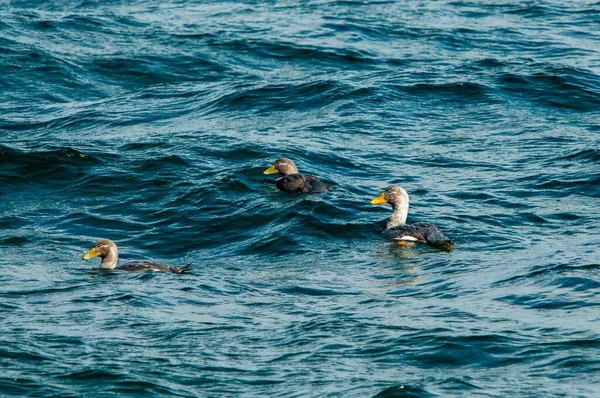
[[82, 239, 191, 273], [275, 173, 332, 193], [115, 260, 191, 273], [383, 222, 453, 250], [371, 185, 454, 251], [264, 157, 332, 193]]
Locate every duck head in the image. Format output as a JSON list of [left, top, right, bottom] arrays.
[[371, 185, 409, 209], [263, 157, 299, 176], [83, 238, 119, 268]]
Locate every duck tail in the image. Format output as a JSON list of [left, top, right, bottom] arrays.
[[436, 240, 455, 251], [171, 263, 192, 274], [426, 231, 455, 251]]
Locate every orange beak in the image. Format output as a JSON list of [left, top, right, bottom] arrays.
[[370, 192, 388, 205], [263, 165, 278, 175], [82, 247, 99, 260]]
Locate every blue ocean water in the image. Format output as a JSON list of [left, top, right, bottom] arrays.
[[1, 0, 600, 396]]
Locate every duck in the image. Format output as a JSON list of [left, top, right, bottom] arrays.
[[371, 185, 454, 250], [82, 238, 191, 273], [263, 157, 332, 193]]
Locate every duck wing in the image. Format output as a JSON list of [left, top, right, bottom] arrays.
[[117, 260, 192, 273], [305, 175, 333, 193], [384, 222, 454, 250], [276, 174, 332, 193]]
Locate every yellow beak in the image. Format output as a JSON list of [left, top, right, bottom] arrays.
[[370, 192, 388, 205], [82, 247, 99, 260], [263, 165, 278, 175]]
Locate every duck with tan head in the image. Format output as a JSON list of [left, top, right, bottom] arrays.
[[82, 239, 191, 273], [263, 157, 332, 193]]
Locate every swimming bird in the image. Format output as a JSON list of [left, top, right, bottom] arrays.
[[263, 157, 332, 193], [82, 238, 191, 273], [371, 185, 454, 250]]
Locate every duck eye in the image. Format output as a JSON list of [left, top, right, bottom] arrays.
[[277, 162, 282, 166]]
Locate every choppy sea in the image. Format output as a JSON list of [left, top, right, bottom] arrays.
[[1, 1, 599, 396]]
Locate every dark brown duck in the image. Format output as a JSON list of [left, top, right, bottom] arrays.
[[263, 157, 332, 193], [371, 185, 454, 251], [82, 238, 191, 273]]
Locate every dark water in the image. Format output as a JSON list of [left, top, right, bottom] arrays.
[[1, 0, 600, 396]]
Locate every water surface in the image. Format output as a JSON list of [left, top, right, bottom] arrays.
[[1, 1, 600, 396]]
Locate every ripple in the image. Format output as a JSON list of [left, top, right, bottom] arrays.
[[276, 286, 359, 296], [374, 384, 435, 397]]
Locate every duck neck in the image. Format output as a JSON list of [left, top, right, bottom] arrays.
[[387, 202, 408, 228], [100, 250, 118, 269], [279, 169, 298, 177]]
